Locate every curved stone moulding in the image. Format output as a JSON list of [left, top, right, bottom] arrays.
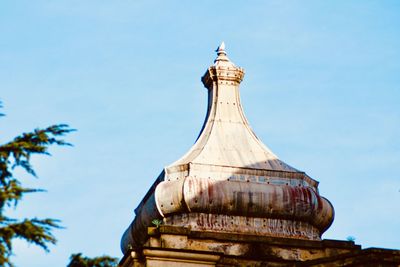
[[121, 175, 334, 253], [164, 163, 319, 189], [156, 177, 333, 231]]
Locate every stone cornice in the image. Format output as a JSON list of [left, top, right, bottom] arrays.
[[201, 65, 245, 89]]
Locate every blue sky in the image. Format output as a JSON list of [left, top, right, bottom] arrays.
[[1, 1, 399, 266]]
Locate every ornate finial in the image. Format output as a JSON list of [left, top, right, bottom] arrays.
[[214, 42, 231, 64], [216, 41, 226, 55]]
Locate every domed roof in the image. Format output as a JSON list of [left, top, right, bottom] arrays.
[[168, 42, 302, 175], [121, 44, 334, 253]]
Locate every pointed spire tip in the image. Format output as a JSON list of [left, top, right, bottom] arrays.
[[216, 41, 226, 55]]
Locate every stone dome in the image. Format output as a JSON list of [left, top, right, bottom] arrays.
[[121, 43, 334, 253]]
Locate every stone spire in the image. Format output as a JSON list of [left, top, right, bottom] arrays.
[[171, 42, 298, 173], [214, 42, 230, 63], [216, 41, 225, 53], [121, 44, 334, 253]]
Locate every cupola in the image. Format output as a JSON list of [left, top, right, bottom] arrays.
[[121, 43, 334, 253]]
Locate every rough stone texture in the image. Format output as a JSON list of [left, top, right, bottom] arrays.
[[120, 226, 400, 266], [165, 213, 321, 240]]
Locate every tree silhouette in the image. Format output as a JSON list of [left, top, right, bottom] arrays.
[[67, 253, 118, 267], [0, 103, 74, 266]]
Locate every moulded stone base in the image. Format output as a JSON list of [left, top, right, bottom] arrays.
[[165, 212, 321, 240], [119, 225, 400, 267]]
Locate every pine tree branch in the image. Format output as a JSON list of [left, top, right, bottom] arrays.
[[67, 253, 119, 267], [0, 217, 63, 267], [0, 119, 74, 266]]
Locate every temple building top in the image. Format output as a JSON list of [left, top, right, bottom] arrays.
[[121, 44, 334, 253]]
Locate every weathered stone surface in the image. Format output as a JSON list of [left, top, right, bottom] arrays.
[[120, 225, 400, 266], [119, 44, 400, 266], [121, 43, 333, 253]]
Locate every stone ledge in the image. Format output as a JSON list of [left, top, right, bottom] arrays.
[[301, 247, 400, 266], [154, 225, 359, 250]]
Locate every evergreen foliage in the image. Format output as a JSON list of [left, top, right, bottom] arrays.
[[67, 253, 118, 267], [0, 109, 74, 267]]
